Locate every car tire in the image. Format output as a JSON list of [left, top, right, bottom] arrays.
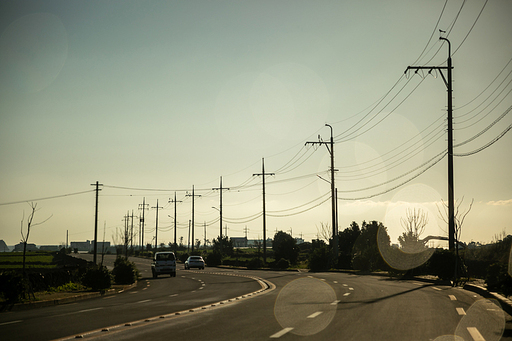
[[152, 270, 157, 279]]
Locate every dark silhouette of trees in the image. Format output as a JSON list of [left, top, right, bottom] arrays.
[[337, 221, 361, 269], [352, 221, 390, 271], [273, 231, 299, 265]]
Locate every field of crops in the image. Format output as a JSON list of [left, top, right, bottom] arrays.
[[0, 252, 56, 269]]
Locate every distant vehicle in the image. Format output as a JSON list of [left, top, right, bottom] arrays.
[[184, 256, 205, 270], [151, 252, 176, 278]]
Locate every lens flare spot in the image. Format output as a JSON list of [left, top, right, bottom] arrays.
[[274, 277, 336, 336]]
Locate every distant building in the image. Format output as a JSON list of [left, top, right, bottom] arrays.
[[70, 240, 91, 252], [39, 245, 60, 251], [0, 240, 8, 252], [231, 237, 247, 248], [14, 243, 38, 252]]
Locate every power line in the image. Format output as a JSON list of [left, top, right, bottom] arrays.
[[0, 190, 95, 206]]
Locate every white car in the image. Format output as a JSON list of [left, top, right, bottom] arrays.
[[151, 252, 177, 278], [185, 256, 205, 270]]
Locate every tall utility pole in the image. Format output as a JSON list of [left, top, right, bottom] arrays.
[[186, 186, 201, 252], [253, 158, 274, 264], [169, 192, 182, 254], [152, 200, 163, 250], [139, 198, 149, 252], [306, 124, 338, 260], [130, 210, 134, 254], [212, 176, 229, 242], [406, 36, 455, 251], [91, 181, 103, 264], [204, 221, 207, 250]]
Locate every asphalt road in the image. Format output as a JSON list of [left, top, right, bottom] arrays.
[[1, 255, 511, 340]]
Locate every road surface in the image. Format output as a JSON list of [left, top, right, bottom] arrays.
[[1, 255, 510, 340]]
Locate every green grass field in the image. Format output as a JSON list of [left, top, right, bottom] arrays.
[[0, 252, 56, 269]]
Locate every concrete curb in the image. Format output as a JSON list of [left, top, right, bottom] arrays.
[[463, 283, 512, 317], [5, 282, 138, 312]]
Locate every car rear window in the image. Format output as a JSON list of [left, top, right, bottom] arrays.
[[156, 253, 175, 261], [191, 256, 202, 260]]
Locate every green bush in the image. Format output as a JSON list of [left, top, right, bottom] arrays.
[[205, 251, 222, 267], [0, 271, 26, 303], [309, 245, 332, 272], [112, 257, 138, 285], [247, 257, 263, 269], [179, 253, 189, 263], [486, 263, 512, 296], [275, 258, 290, 269], [82, 265, 111, 291]]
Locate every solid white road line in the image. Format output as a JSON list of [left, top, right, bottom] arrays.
[[0, 320, 22, 326], [78, 307, 104, 313], [467, 327, 486, 341], [136, 299, 151, 304], [456, 307, 466, 315], [449, 295, 457, 300], [307, 311, 323, 318], [270, 327, 294, 338]]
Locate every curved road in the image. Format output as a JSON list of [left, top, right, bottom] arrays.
[[1, 255, 511, 340]]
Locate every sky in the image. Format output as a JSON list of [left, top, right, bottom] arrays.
[[0, 0, 511, 249]]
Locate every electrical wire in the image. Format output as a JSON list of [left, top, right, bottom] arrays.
[[0, 190, 95, 206], [454, 122, 512, 157], [452, 0, 488, 56]]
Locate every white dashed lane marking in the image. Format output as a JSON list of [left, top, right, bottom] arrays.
[[331, 300, 340, 305], [270, 328, 294, 338], [456, 307, 466, 315], [467, 327, 485, 341], [449, 295, 457, 300], [307, 311, 323, 319], [343, 293, 351, 297]]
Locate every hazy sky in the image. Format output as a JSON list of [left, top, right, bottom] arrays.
[[1, 0, 511, 248]]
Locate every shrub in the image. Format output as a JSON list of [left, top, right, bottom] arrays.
[[486, 263, 512, 296], [205, 251, 222, 267], [179, 253, 189, 263], [112, 257, 138, 285], [275, 258, 290, 269], [0, 271, 26, 303], [309, 245, 332, 272], [82, 265, 111, 291], [247, 258, 263, 269]]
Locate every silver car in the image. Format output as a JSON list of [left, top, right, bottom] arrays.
[[184, 255, 205, 270]]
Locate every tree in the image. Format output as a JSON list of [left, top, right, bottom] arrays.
[[20, 202, 52, 273], [338, 222, 361, 269], [437, 197, 474, 283], [212, 236, 233, 256], [352, 221, 390, 271], [272, 231, 299, 265], [398, 208, 428, 253]]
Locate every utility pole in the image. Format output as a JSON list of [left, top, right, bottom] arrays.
[[152, 200, 163, 250], [204, 221, 207, 250], [244, 226, 249, 247], [123, 211, 130, 258], [91, 181, 103, 264], [138, 198, 149, 252], [186, 186, 201, 252], [253, 158, 274, 264], [306, 124, 338, 260], [406, 36, 455, 251], [169, 192, 182, 254], [130, 210, 134, 254], [213, 176, 229, 247], [188, 220, 191, 252]]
